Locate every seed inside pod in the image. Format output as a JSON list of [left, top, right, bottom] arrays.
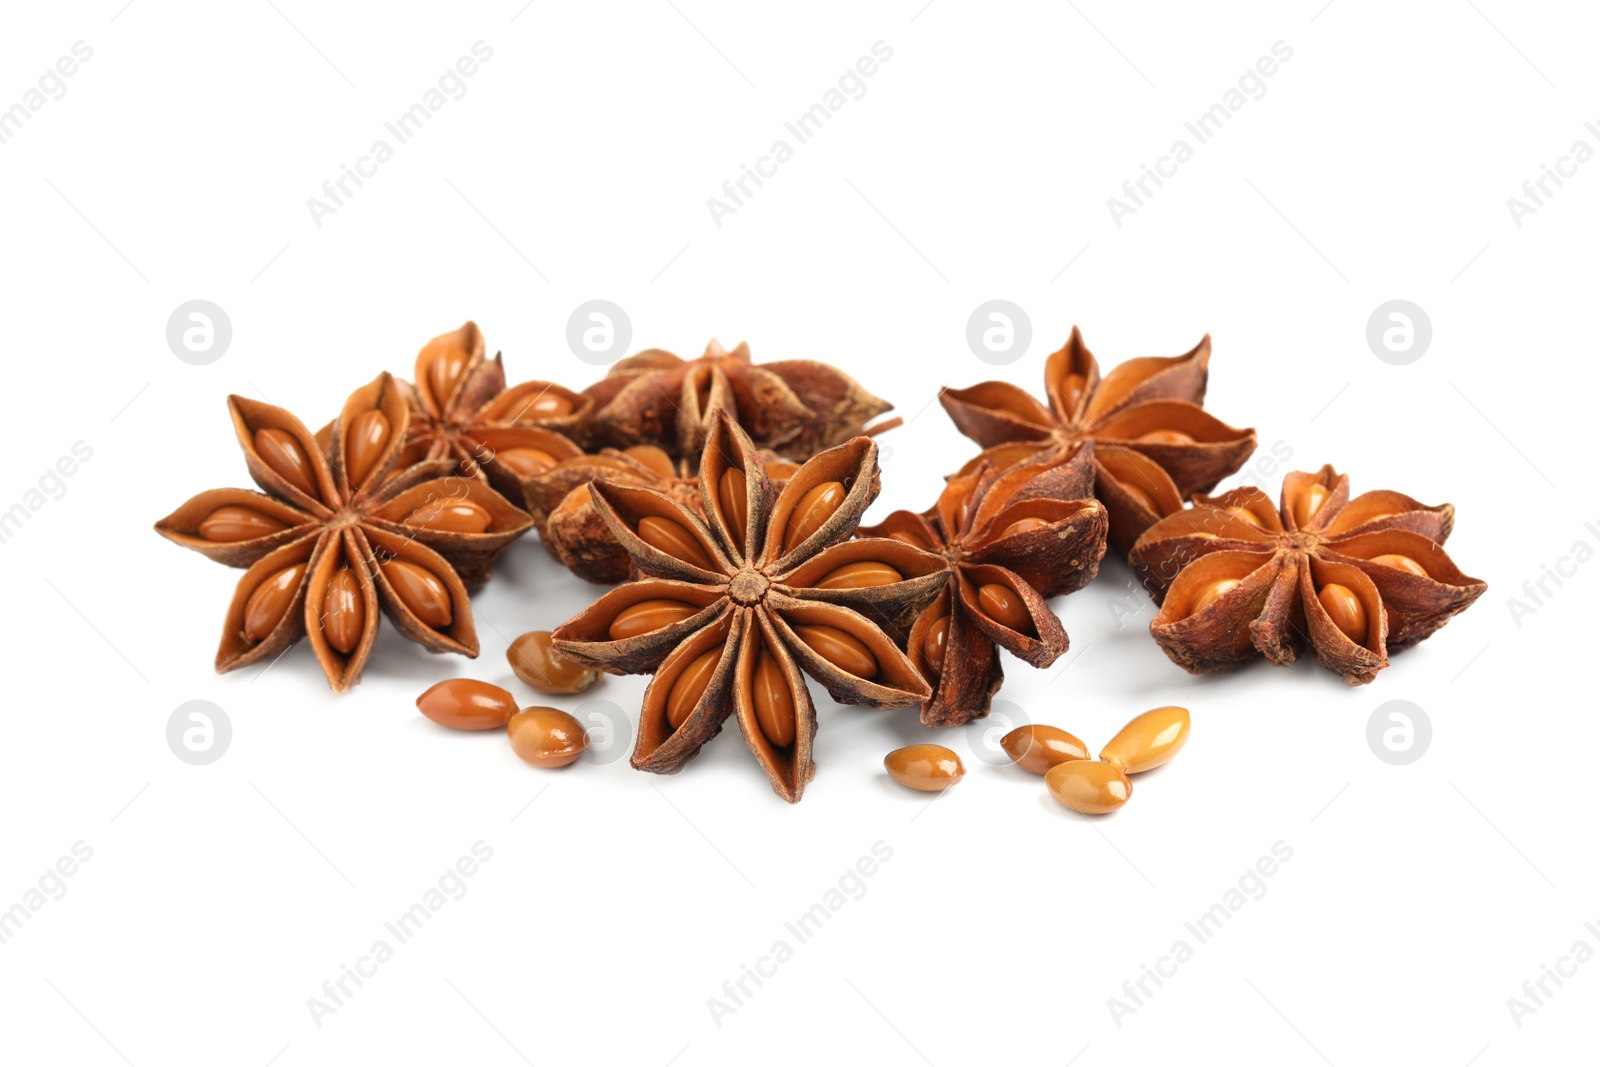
[[1100, 705, 1190, 774], [243, 562, 307, 641], [416, 678, 517, 730], [1293, 483, 1330, 528], [508, 707, 587, 767], [793, 624, 877, 679], [814, 560, 903, 590], [1000, 724, 1090, 774], [748, 649, 796, 747], [783, 481, 846, 554], [344, 410, 391, 487], [1224, 506, 1264, 529], [321, 566, 365, 654], [427, 345, 471, 406], [637, 516, 716, 570], [494, 447, 558, 478], [1317, 582, 1366, 643], [666, 649, 721, 728], [200, 505, 289, 542], [1046, 759, 1132, 814], [1191, 577, 1240, 616], [922, 616, 950, 677], [1370, 553, 1427, 577], [765, 459, 801, 481], [520, 392, 573, 419], [884, 744, 964, 792], [1120, 481, 1159, 515], [976, 583, 1030, 632], [718, 466, 749, 548], [404, 499, 492, 534], [379, 559, 453, 629], [887, 528, 933, 551], [1136, 429, 1195, 445], [507, 630, 600, 694], [1058, 373, 1086, 413], [625, 445, 676, 478], [1000, 517, 1049, 538], [253, 428, 319, 498], [607, 599, 701, 640]]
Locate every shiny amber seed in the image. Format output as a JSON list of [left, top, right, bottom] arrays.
[[508, 707, 588, 767], [1135, 429, 1195, 445], [199, 505, 289, 543], [884, 744, 965, 792], [404, 499, 492, 534], [976, 583, 1030, 632], [507, 630, 600, 694], [718, 466, 749, 548], [1046, 759, 1132, 814], [1370, 553, 1427, 577], [783, 481, 846, 554], [666, 649, 721, 728], [321, 566, 365, 654], [1224, 506, 1264, 529], [253, 428, 319, 498], [1000, 517, 1049, 538], [426, 344, 471, 406], [1191, 577, 1241, 616], [637, 516, 715, 570], [1000, 724, 1090, 775], [749, 651, 796, 747], [814, 561, 903, 590], [1100, 705, 1190, 774], [416, 678, 518, 730], [1293, 483, 1330, 528], [922, 616, 950, 677], [380, 559, 453, 629], [625, 445, 675, 478], [1120, 481, 1159, 515], [521, 392, 574, 419], [607, 599, 700, 641], [793, 624, 877, 679], [494, 447, 558, 478], [343, 410, 391, 487], [1318, 582, 1367, 644], [765, 459, 801, 481], [243, 562, 306, 642], [887, 528, 933, 551]]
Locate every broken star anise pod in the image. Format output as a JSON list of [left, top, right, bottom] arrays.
[[551, 411, 947, 802], [859, 443, 1109, 726], [1127, 465, 1487, 685], [941, 326, 1257, 555], [155, 373, 535, 692], [583, 338, 901, 461], [393, 321, 591, 498]]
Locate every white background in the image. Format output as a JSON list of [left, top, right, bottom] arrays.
[[1, 1, 1594, 1064]]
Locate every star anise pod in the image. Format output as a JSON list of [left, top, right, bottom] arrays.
[[858, 444, 1109, 726], [941, 327, 1257, 555], [583, 339, 901, 461], [1127, 465, 1487, 685], [527, 443, 799, 584], [155, 374, 535, 692], [393, 321, 592, 498], [551, 411, 946, 801]]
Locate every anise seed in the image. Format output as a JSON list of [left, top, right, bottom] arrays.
[[1000, 517, 1050, 538], [380, 559, 453, 628], [783, 481, 846, 554], [814, 561, 903, 590], [1370, 553, 1427, 577], [750, 650, 796, 747], [322, 566, 365, 654], [608, 599, 700, 641], [666, 649, 721, 728], [1318, 582, 1366, 643], [794, 624, 877, 679], [1293, 484, 1330, 528], [344, 410, 392, 487], [200, 505, 288, 542], [507, 630, 599, 694], [718, 466, 749, 548], [922, 616, 951, 676], [404, 500, 492, 534], [638, 516, 715, 570], [1136, 429, 1195, 445], [243, 563, 306, 641], [494, 447, 558, 478], [1192, 577, 1240, 616], [887, 529, 933, 551], [253, 429, 319, 498], [976, 583, 1030, 632]]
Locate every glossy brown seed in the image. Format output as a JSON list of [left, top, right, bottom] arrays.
[[1000, 517, 1049, 538], [1294, 483, 1330, 528], [638, 515, 715, 570], [783, 481, 846, 554], [344, 410, 391, 487], [607, 599, 701, 641], [765, 459, 801, 481], [199, 505, 289, 543], [1192, 577, 1240, 616], [322, 566, 365, 654], [666, 649, 721, 728], [749, 650, 796, 747], [1136, 429, 1195, 445], [794, 624, 877, 679], [520, 393, 573, 419], [887, 529, 934, 551], [625, 445, 675, 478], [1000, 724, 1090, 774], [243, 563, 306, 641], [416, 678, 518, 730], [976, 583, 1030, 631], [427, 345, 471, 407], [1100, 705, 1190, 774], [1121, 481, 1159, 515], [507, 630, 600, 694], [1046, 759, 1132, 814], [404, 499, 493, 534], [922, 616, 950, 676], [254, 428, 319, 498], [718, 466, 749, 548], [508, 707, 588, 767], [884, 744, 965, 792], [494, 447, 558, 478], [814, 560, 904, 590], [380, 559, 453, 629], [1370, 553, 1427, 577], [1224, 506, 1264, 528], [1318, 582, 1367, 643]]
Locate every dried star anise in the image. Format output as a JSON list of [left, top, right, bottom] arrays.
[[526, 443, 799, 584], [859, 444, 1109, 726], [551, 411, 946, 801], [155, 374, 535, 692], [1127, 465, 1487, 685], [941, 327, 1257, 555], [393, 321, 592, 497], [583, 339, 901, 461]]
